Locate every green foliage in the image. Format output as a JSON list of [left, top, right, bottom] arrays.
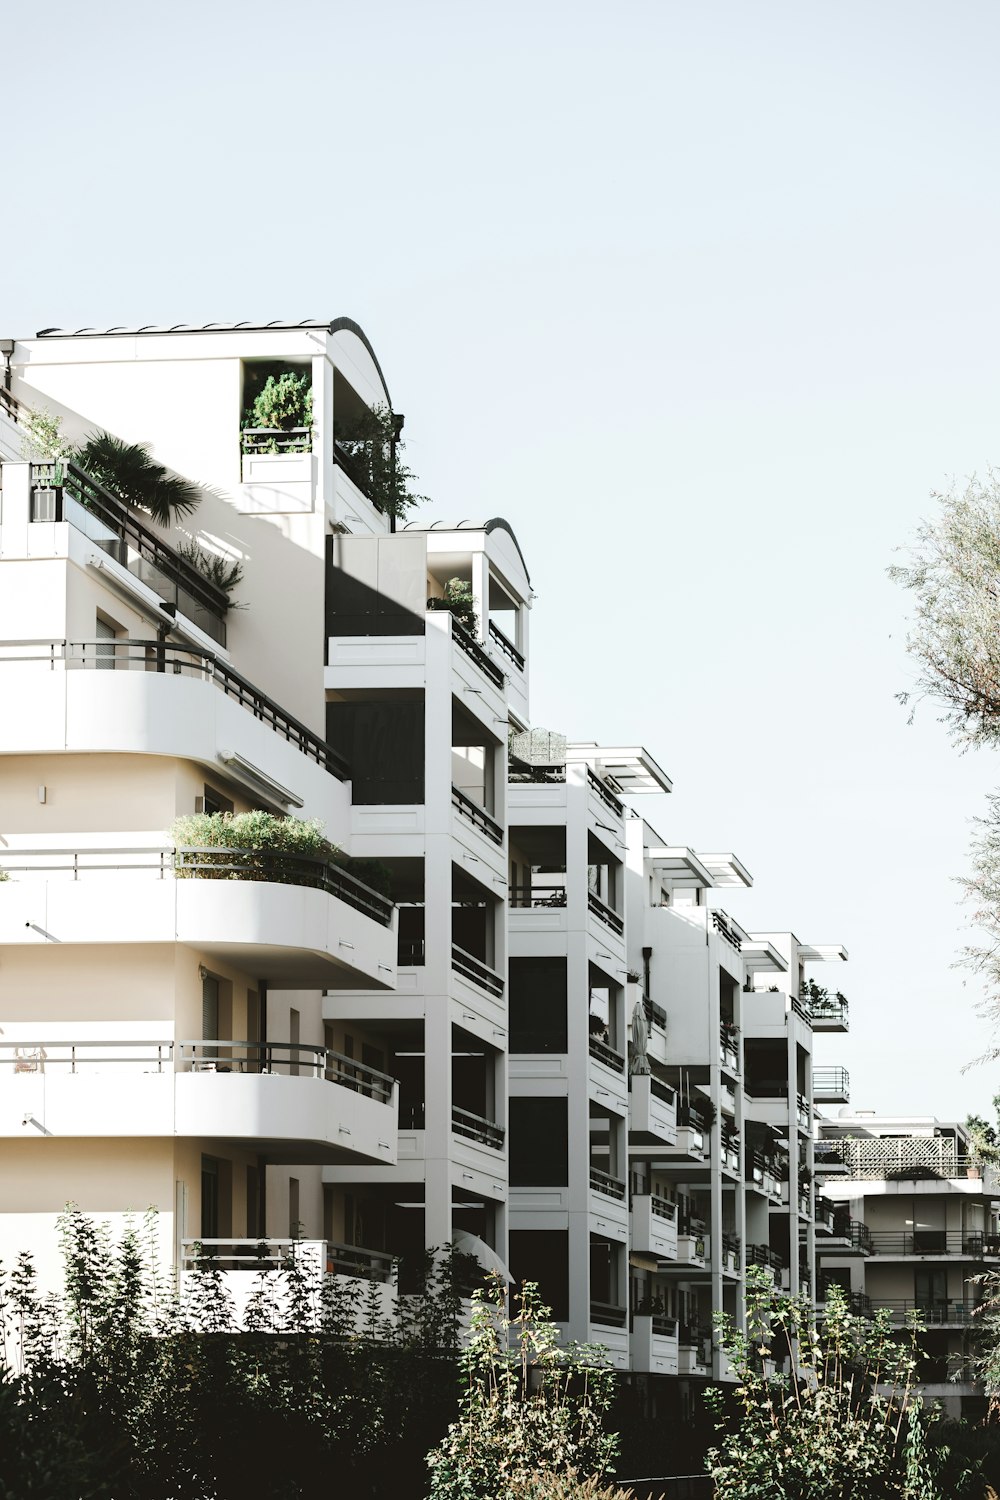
[[508, 1474, 653, 1500], [0, 868, 8, 881], [176, 539, 244, 598], [426, 1276, 618, 1499], [334, 401, 427, 519], [441, 577, 479, 636], [19, 404, 70, 462], [706, 1270, 985, 1499], [171, 809, 335, 859], [243, 371, 313, 450], [72, 430, 200, 525]]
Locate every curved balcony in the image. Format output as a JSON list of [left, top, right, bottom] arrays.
[[0, 847, 396, 988], [2, 1038, 398, 1165]]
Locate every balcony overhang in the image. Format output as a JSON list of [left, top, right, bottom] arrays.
[[647, 847, 713, 889], [569, 745, 673, 795], [799, 943, 849, 963], [696, 852, 753, 889], [741, 941, 788, 975]]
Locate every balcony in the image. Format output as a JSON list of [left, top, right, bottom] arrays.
[[0, 848, 396, 989], [866, 1230, 1000, 1258], [719, 1023, 739, 1073], [678, 1324, 712, 1375], [710, 910, 742, 952], [451, 1105, 504, 1152], [589, 1166, 627, 1202], [27, 462, 230, 646], [3, 1038, 398, 1164], [180, 1237, 395, 1323], [720, 1131, 741, 1175], [746, 1151, 783, 1202], [813, 1067, 850, 1104], [587, 889, 624, 937], [720, 1233, 741, 1274], [487, 620, 524, 672], [630, 1192, 679, 1261], [508, 883, 567, 909], [874, 1299, 982, 1327], [0, 638, 350, 792], [586, 766, 624, 820], [747, 1245, 785, 1286], [589, 1035, 626, 1075], [450, 945, 504, 998], [807, 992, 849, 1032], [446, 613, 505, 690], [628, 1073, 677, 1145], [452, 786, 504, 848], [817, 1217, 873, 1255], [675, 1228, 709, 1269], [630, 1313, 679, 1375]]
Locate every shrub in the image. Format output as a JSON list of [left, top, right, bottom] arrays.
[[441, 577, 478, 636], [245, 371, 313, 446], [509, 1474, 656, 1500], [176, 540, 244, 599], [334, 401, 427, 519], [72, 431, 200, 525], [172, 811, 336, 884]]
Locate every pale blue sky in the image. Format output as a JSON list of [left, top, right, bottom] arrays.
[[5, 1, 1000, 1118]]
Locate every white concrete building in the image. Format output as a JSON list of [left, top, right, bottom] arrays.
[[816, 1111, 1000, 1420], [0, 318, 857, 1417]]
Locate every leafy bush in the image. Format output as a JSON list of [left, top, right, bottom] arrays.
[[334, 401, 427, 519], [176, 539, 244, 599], [244, 371, 313, 447], [509, 1474, 656, 1500], [441, 577, 478, 636], [172, 810, 333, 858], [426, 1277, 617, 1500], [19, 404, 70, 462], [72, 431, 200, 525]]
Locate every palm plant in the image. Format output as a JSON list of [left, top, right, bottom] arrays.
[[73, 431, 200, 525], [176, 540, 244, 597]]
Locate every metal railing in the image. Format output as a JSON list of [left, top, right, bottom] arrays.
[[488, 620, 524, 670], [813, 1066, 850, 1098], [449, 615, 505, 688], [451, 944, 504, 997], [808, 994, 850, 1027], [588, 889, 624, 935], [590, 1300, 627, 1328], [508, 882, 567, 908], [241, 426, 312, 455], [0, 637, 350, 779], [866, 1229, 1000, 1257], [630, 1184, 677, 1220], [2, 1037, 396, 1104], [587, 766, 624, 817], [824, 1217, 873, 1253], [451, 785, 503, 846], [507, 763, 566, 784], [589, 1035, 625, 1073], [710, 910, 741, 951], [589, 1166, 627, 1200], [747, 1245, 786, 1274], [182, 1237, 395, 1281], [451, 1105, 504, 1150], [30, 462, 229, 646], [173, 845, 394, 926], [642, 996, 668, 1031]]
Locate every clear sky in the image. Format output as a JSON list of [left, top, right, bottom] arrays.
[[5, 0, 1000, 1119]]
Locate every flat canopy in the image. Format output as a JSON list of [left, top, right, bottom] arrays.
[[569, 745, 673, 795], [696, 852, 753, 888], [799, 943, 849, 963]]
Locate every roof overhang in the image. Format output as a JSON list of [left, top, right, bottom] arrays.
[[647, 846, 713, 889], [696, 852, 753, 888], [569, 745, 672, 795], [799, 944, 849, 963], [741, 941, 788, 975]]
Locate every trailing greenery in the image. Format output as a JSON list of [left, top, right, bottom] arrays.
[[440, 577, 478, 636], [334, 401, 427, 519], [426, 1276, 618, 1499], [72, 430, 200, 525], [176, 540, 244, 599], [705, 1270, 985, 1498], [242, 370, 313, 451]]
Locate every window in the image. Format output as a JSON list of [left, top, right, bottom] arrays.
[[196, 785, 234, 815], [509, 958, 567, 1053], [509, 1097, 567, 1186], [289, 1177, 300, 1238], [202, 973, 220, 1042]]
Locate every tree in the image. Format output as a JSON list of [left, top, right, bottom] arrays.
[[705, 1270, 983, 1499], [72, 430, 200, 525], [425, 1276, 618, 1499], [889, 473, 1000, 749]]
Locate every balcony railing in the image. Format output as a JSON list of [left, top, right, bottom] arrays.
[[451, 944, 504, 997], [873, 1299, 982, 1325], [590, 1301, 627, 1328], [587, 766, 624, 818], [488, 620, 524, 671], [711, 910, 742, 952], [866, 1230, 1000, 1257], [588, 890, 624, 936], [448, 614, 505, 688], [629, 1185, 677, 1221], [451, 786, 503, 846], [451, 1105, 504, 1151], [0, 638, 350, 779], [508, 882, 567, 908], [826, 1217, 873, 1253], [589, 1035, 625, 1073], [641, 995, 667, 1031], [182, 1237, 394, 1281], [813, 1067, 850, 1099], [589, 1166, 627, 1200], [747, 1245, 786, 1275], [3, 1038, 397, 1104], [241, 426, 312, 455], [30, 462, 229, 646], [808, 994, 850, 1027], [174, 846, 393, 926], [507, 763, 566, 785]]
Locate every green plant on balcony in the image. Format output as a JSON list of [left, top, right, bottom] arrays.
[[72, 431, 200, 525], [18, 404, 70, 462], [242, 371, 313, 452], [172, 810, 332, 864], [176, 540, 244, 601], [439, 577, 478, 636], [334, 402, 427, 519]]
